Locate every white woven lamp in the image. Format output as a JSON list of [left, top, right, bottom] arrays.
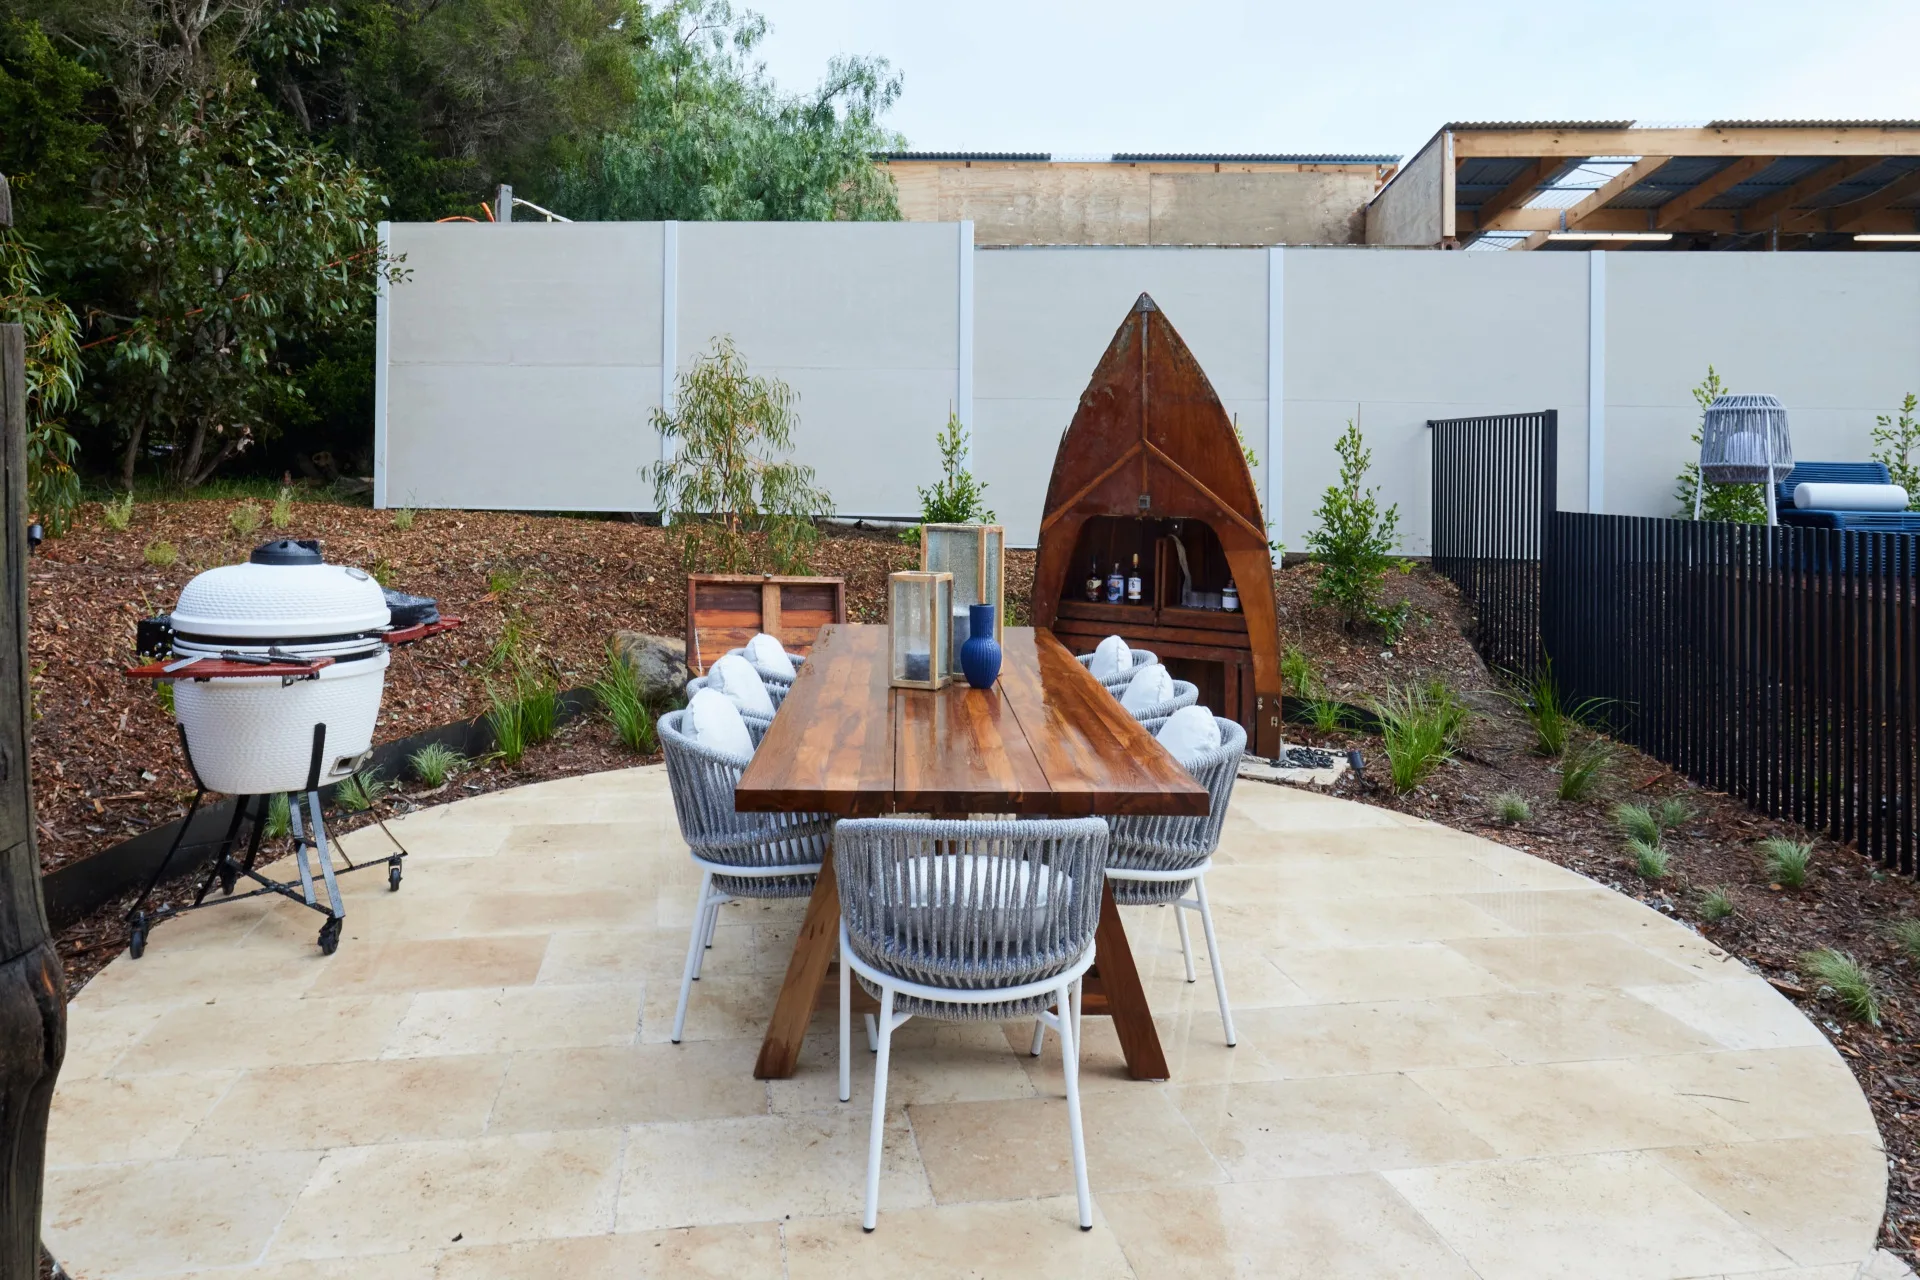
[[1696, 394, 1793, 525]]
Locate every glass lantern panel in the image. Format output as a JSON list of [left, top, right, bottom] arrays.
[[932, 577, 953, 681], [983, 531, 1004, 624], [891, 576, 932, 684]]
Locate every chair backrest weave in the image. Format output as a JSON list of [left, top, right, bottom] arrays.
[[835, 817, 1107, 992], [1108, 716, 1245, 864], [658, 709, 828, 869], [1076, 648, 1160, 688], [1113, 679, 1200, 722]]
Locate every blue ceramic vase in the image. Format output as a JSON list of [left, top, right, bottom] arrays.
[[960, 603, 1002, 689]]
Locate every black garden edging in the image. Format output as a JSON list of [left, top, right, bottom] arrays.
[[41, 688, 599, 932], [1279, 695, 1384, 737]]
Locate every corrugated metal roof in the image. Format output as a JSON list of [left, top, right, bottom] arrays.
[[1704, 119, 1920, 129], [1449, 120, 1920, 132], [1446, 121, 1633, 131], [1108, 152, 1398, 164], [875, 152, 1050, 162]]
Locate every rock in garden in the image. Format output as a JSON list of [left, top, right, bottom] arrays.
[[613, 631, 689, 704]]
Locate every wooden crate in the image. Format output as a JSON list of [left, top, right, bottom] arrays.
[[685, 574, 847, 676]]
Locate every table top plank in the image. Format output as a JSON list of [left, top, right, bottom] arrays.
[[999, 629, 1212, 817], [736, 623, 895, 815], [736, 623, 1207, 817]]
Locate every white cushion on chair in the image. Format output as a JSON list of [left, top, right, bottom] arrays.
[[686, 688, 754, 758], [744, 633, 797, 679], [709, 653, 776, 718], [1088, 634, 1131, 680], [898, 854, 1067, 917], [1156, 705, 1223, 765], [1120, 662, 1174, 714]]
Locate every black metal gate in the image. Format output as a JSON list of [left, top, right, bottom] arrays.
[[1428, 411, 1558, 675]]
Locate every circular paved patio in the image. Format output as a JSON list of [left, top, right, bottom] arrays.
[[45, 768, 1888, 1279]]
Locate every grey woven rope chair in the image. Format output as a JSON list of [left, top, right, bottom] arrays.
[[1092, 713, 1245, 1046], [1076, 647, 1159, 688], [659, 709, 833, 1044], [835, 816, 1108, 1232], [1112, 678, 1200, 722]]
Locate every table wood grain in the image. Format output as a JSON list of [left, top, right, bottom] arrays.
[[736, 624, 1208, 817]]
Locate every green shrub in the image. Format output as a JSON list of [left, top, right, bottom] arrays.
[[1653, 797, 1697, 832], [1886, 919, 1920, 963], [649, 337, 834, 574], [1555, 736, 1613, 802], [915, 410, 994, 525], [593, 644, 656, 752], [228, 502, 263, 538], [102, 492, 135, 531], [486, 564, 524, 597], [1370, 681, 1465, 794], [264, 792, 291, 839], [407, 742, 467, 788], [1613, 802, 1662, 846], [392, 507, 417, 532], [1508, 665, 1606, 758], [1281, 645, 1315, 699], [1303, 694, 1353, 734], [1698, 887, 1734, 923], [519, 677, 560, 746], [1802, 948, 1880, 1025], [142, 539, 177, 568], [334, 771, 390, 812], [1627, 836, 1670, 880], [1492, 792, 1532, 825], [1305, 420, 1402, 634], [1760, 837, 1812, 889], [270, 486, 295, 530], [1870, 392, 1919, 509], [486, 683, 528, 766]]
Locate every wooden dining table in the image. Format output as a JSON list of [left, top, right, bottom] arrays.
[[735, 623, 1210, 1081]]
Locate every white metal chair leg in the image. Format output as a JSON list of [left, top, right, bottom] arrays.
[[1173, 898, 1196, 982], [1057, 980, 1092, 1230], [1028, 1016, 1046, 1057], [702, 892, 722, 949], [1194, 876, 1235, 1046], [671, 870, 712, 1044], [691, 894, 721, 980], [863, 987, 897, 1232], [865, 1013, 879, 1053], [838, 936, 852, 1103]]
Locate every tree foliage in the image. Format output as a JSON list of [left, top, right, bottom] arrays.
[[1871, 393, 1920, 510], [1675, 366, 1767, 524], [551, 1, 902, 222], [1306, 420, 1405, 638], [649, 337, 834, 574], [0, 231, 86, 532], [916, 410, 993, 525]]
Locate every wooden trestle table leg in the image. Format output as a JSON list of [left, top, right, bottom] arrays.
[[754, 844, 842, 1079], [1083, 878, 1171, 1081]]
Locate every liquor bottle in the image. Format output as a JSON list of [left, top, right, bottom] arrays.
[[1222, 579, 1240, 612], [1126, 553, 1142, 602], [1105, 561, 1124, 603], [1084, 557, 1102, 602]]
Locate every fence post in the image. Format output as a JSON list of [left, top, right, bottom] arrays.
[[496, 183, 513, 224]]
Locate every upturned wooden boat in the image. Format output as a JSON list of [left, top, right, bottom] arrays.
[[1031, 293, 1284, 757]]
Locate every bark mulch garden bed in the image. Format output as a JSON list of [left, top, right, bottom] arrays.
[[26, 498, 1920, 1261]]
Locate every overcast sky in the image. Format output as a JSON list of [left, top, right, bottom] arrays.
[[740, 0, 1920, 162]]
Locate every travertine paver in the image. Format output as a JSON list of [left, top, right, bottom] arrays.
[[43, 767, 1892, 1278]]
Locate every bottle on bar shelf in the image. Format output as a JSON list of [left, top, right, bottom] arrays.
[[1126, 553, 1142, 602], [1084, 557, 1102, 602], [1105, 561, 1125, 603]]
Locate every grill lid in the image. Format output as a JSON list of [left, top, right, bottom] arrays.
[[171, 540, 392, 642]]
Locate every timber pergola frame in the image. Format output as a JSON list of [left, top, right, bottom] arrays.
[[1369, 121, 1920, 250]]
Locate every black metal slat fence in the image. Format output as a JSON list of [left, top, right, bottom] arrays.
[[1429, 410, 1919, 875], [1428, 411, 1556, 675], [1545, 516, 1919, 875]]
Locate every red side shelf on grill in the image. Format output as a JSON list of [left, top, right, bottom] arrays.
[[384, 616, 464, 647], [125, 656, 336, 682]]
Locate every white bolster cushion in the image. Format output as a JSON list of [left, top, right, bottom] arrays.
[[1793, 482, 1910, 511], [709, 653, 777, 718], [1121, 662, 1175, 713], [1156, 705, 1223, 766], [686, 688, 754, 759], [1089, 634, 1131, 680], [744, 633, 797, 679]]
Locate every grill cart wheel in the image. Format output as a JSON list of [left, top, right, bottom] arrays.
[[219, 859, 239, 895], [388, 857, 403, 892], [128, 912, 148, 960], [318, 917, 342, 955]]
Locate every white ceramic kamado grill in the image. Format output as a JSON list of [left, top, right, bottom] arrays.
[[123, 538, 460, 957]]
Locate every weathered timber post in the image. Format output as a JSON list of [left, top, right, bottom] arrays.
[[0, 171, 68, 1279]]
